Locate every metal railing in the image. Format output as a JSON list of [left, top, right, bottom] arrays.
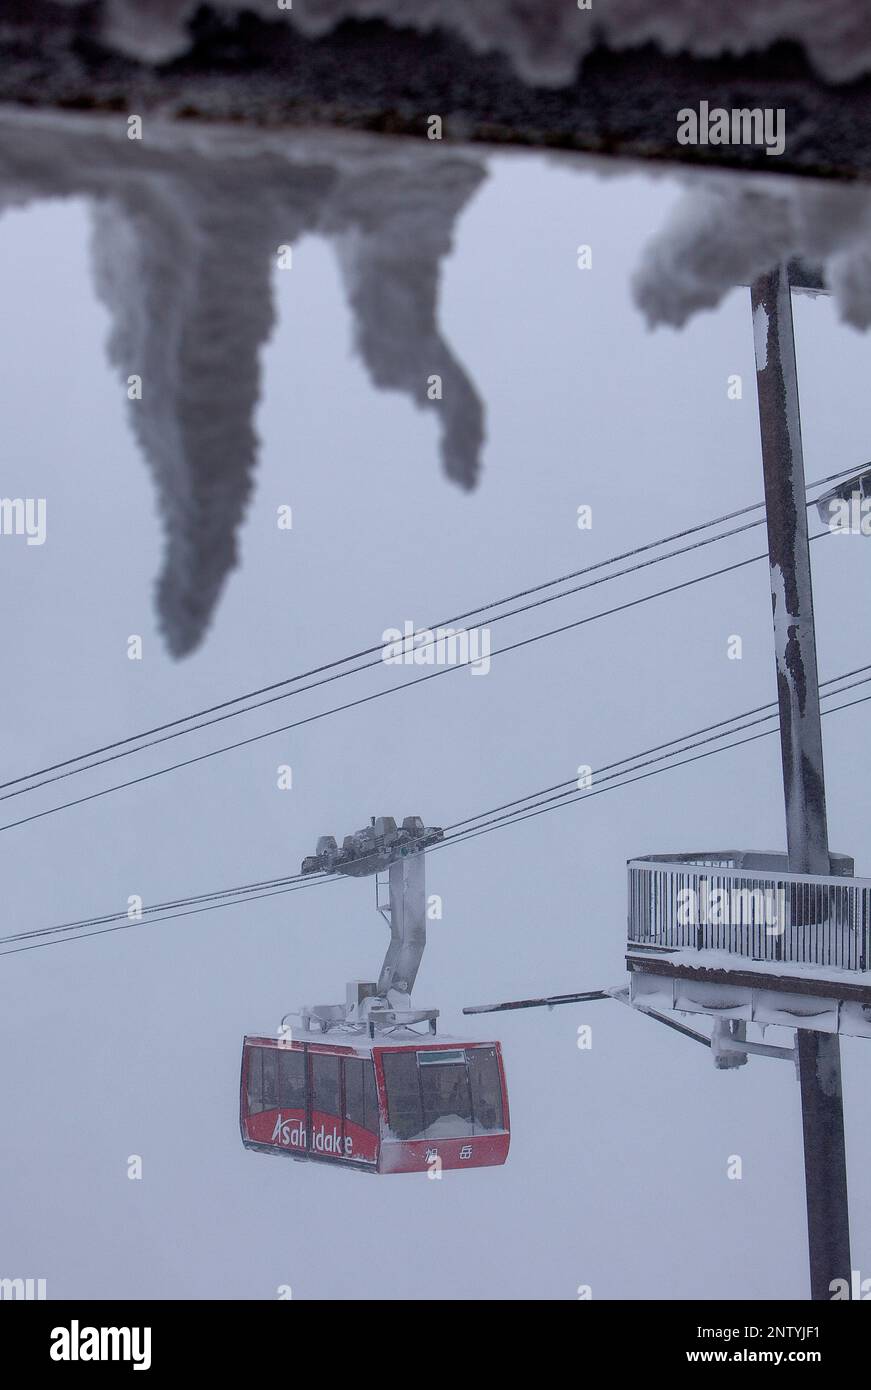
[[628, 852, 871, 972]]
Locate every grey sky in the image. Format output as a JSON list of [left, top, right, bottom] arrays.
[[2, 139, 871, 1300]]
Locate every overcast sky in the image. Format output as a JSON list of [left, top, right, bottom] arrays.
[[2, 134, 871, 1300]]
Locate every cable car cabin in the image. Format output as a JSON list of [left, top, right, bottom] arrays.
[[240, 1034, 510, 1174]]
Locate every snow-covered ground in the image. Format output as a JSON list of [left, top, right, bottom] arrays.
[[61, 0, 871, 86]]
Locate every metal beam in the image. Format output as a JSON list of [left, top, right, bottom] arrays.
[[751, 264, 851, 1301], [797, 1029, 852, 1300], [463, 990, 611, 1014], [752, 266, 829, 873], [464, 987, 713, 1048], [614, 995, 712, 1049]]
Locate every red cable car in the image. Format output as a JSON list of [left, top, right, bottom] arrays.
[[240, 1034, 510, 1174], [240, 817, 511, 1174]]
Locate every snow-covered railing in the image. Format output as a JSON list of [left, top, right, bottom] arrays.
[[627, 852, 871, 972]]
